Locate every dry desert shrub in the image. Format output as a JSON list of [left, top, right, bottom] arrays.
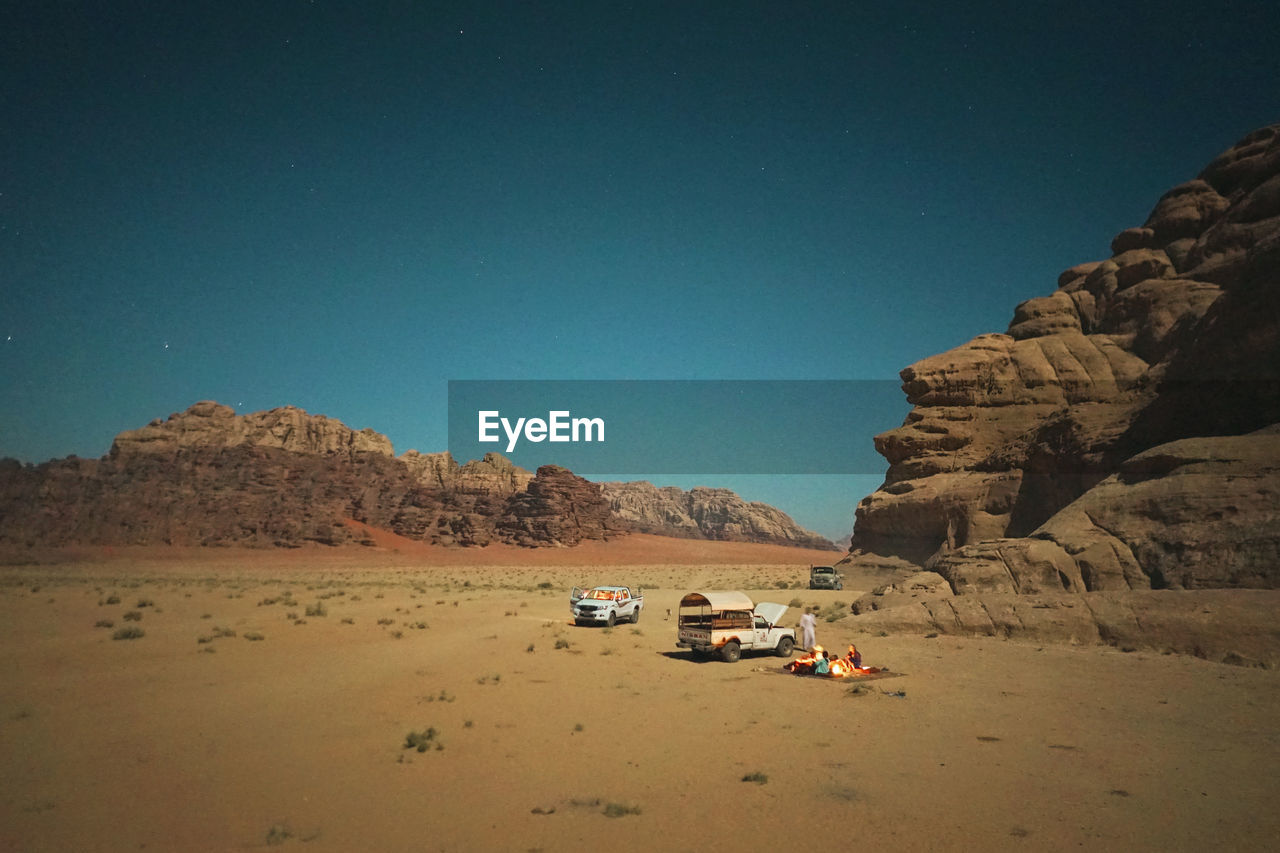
[[603, 802, 641, 818], [404, 727, 441, 753], [112, 626, 145, 640], [265, 824, 291, 845]]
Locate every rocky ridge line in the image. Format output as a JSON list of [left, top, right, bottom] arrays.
[[600, 480, 836, 550], [1, 401, 825, 550]]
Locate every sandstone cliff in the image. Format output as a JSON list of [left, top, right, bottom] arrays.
[[844, 125, 1280, 663], [600, 481, 837, 550], [114, 401, 395, 458], [2, 402, 816, 551], [0, 403, 604, 549]]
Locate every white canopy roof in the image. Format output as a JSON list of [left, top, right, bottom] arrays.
[[679, 591, 755, 611]]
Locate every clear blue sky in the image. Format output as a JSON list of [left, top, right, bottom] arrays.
[[2, 2, 1277, 541]]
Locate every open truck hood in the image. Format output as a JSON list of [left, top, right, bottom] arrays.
[[754, 602, 788, 626]]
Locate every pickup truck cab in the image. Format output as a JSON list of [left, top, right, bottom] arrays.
[[570, 586, 643, 627], [809, 565, 843, 590], [675, 591, 796, 662]]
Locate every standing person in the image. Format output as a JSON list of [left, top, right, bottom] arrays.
[[799, 607, 817, 652]]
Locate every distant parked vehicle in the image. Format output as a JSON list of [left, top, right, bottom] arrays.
[[808, 565, 843, 590], [570, 586, 643, 627], [675, 591, 796, 662]]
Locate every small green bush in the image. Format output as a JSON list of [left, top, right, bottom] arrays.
[[113, 626, 145, 640], [742, 771, 769, 784]]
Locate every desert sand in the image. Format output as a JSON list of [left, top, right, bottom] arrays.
[[1, 537, 1277, 852]]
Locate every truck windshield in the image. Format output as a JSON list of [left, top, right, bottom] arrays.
[[585, 589, 620, 600]]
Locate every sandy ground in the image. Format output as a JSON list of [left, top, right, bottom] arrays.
[[1, 540, 1277, 852]]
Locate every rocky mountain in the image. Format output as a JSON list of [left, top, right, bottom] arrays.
[[0, 401, 823, 550], [0, 403, 616, 548], [600, 481, 837, 550], [845, 125, 1280, 663]]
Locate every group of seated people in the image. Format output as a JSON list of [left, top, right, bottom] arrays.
[[788, 644, 877, 677]]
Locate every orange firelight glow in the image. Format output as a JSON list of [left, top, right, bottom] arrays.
[[787, 645, 877, 678]]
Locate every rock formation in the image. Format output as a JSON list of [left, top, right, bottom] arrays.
[[500, 466, 625, 547], [1, 402, 819, 551], [600, 481, 837, 550], [845, 125, 1280, 663], [114, 401, 395, 458], [0, 403, 603, 549], [400, 450, 534, 495]]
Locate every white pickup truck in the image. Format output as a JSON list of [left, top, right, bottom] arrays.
[[570, 586, 643, 627], [675, 591, 796, 662]]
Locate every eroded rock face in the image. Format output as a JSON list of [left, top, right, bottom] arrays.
[[400, 450, 534, 495], [599, 481, 837, 550], [848, 124, 1280, 598], [114, 401, 395, 458], [935, 428, 1280, 594], [843, 589, 1280, 668], [0, 405, 589, 549], [498, 466, 623, 547], [0, 398, 833, 550]]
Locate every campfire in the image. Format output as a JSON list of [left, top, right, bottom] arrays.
[[786, 644, 880, 678]]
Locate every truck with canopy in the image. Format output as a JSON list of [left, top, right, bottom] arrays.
[[675, 590, 796, 662]]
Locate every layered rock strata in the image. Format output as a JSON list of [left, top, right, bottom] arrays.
[[845, 125, 1280, 660], [0, 403, 609, 548], [847, 125, 1280, 593], [2, 402, 814, 550], [600, 481, 836, 550]]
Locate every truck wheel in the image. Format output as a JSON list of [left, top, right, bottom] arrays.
[[836, 582, 843, 591], [720, 641, 741, 663], [775, 636, 794, 657], [630, 608, 640, 624], [606, 612, 616, 628]]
